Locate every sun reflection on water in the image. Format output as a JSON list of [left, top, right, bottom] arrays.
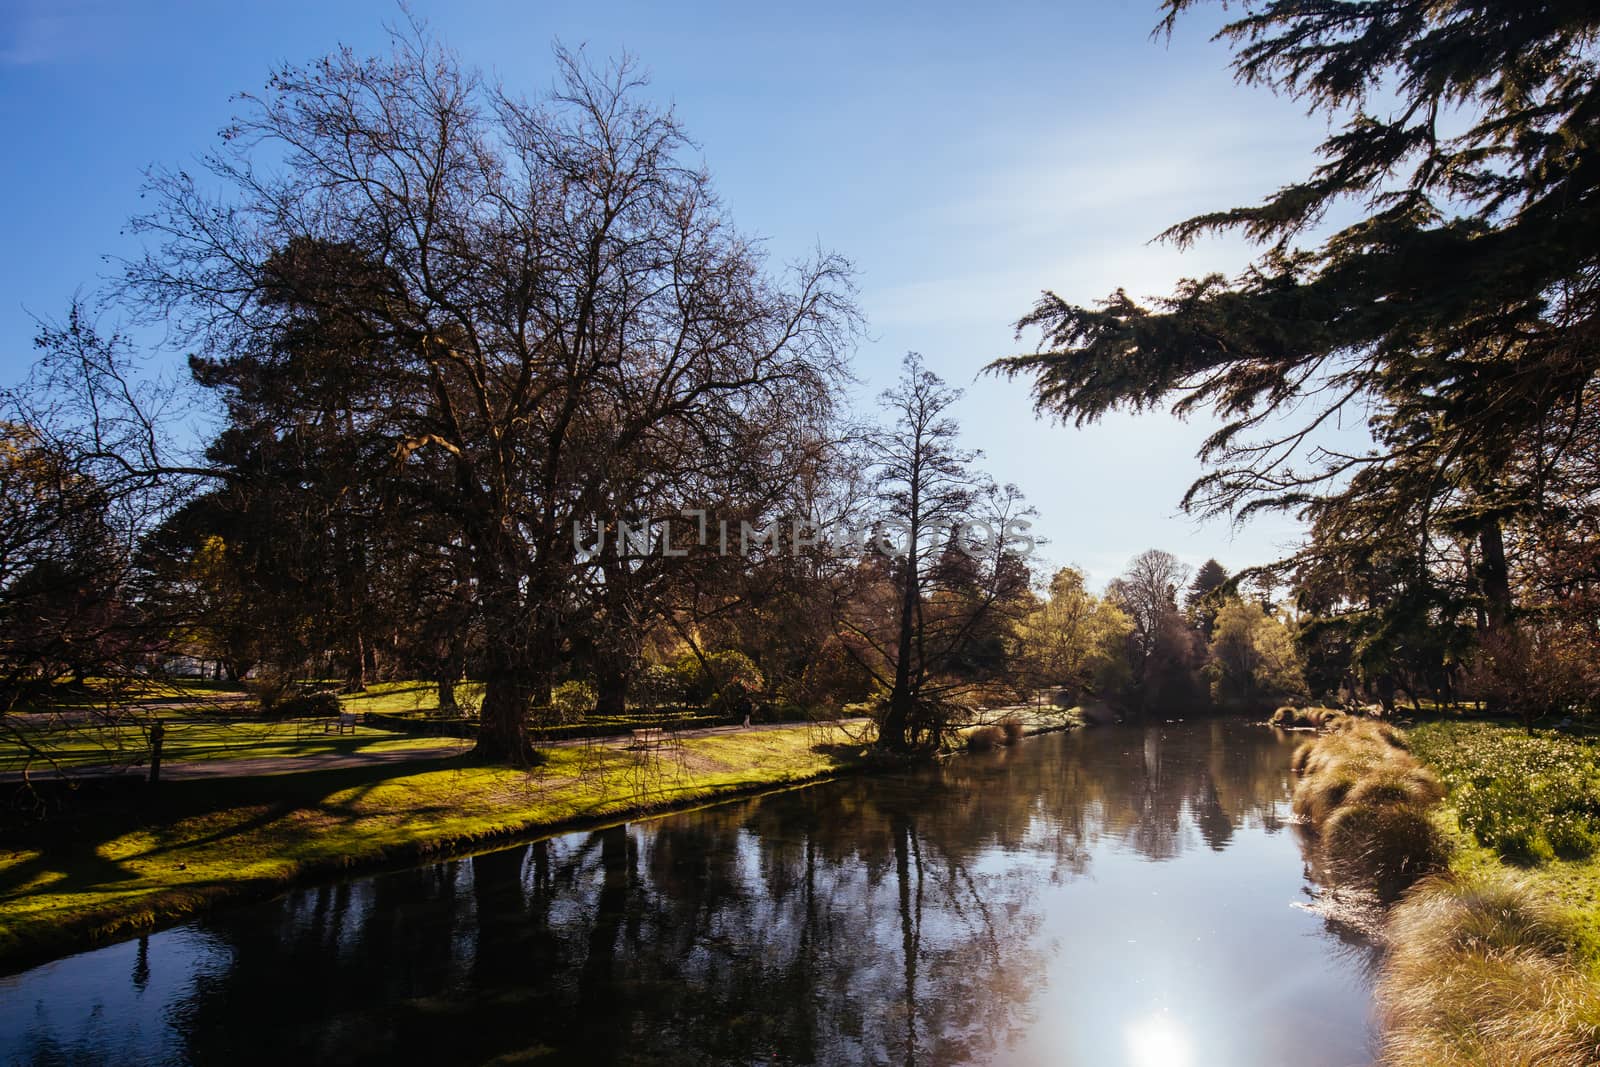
[[1124, 1011, 1193, 1067]]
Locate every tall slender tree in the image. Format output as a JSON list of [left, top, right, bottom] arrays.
[[844, 354, 1029, 752]]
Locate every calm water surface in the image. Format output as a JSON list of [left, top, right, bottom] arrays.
[[0, 721, 1378, 1066]]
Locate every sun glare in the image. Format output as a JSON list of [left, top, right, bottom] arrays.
[[1124, 1012, 1193, 1067]]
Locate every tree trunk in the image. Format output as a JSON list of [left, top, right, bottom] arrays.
[[1375, 674, 1396, 717], [437, 634, 465, 712], [345, 631, 367, 692], [595, 663, 628, 716], [883, 548, 920, 752], [476, 670, 534, 763], [1477, 517, 1521, 724], [472, 555, 543, 761], [1478, 519, 1514, 633], [880, 691, 912, 753], [475, 587, 536, 761]]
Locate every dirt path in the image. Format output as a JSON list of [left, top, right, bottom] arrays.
[[4, 694, 252, 728]]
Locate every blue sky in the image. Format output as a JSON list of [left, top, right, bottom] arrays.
[[0, 0, 1329, 587]]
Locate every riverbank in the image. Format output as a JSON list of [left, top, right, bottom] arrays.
[[0, 724, 871, 973], [0, 708, 1080, 974], [1292, 718, 1600, 1065]]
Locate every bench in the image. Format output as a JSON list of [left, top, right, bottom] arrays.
[[325, 712, 358, 736], [629, 727, 665, 749]]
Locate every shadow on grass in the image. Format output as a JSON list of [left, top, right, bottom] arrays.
[[0, 753, 487, 892]]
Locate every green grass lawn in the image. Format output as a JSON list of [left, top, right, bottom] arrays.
[[337, 680, 473, 716], [0, 716, 463, 773], [0, 722, 875, 968], [1409, 720, 1600, 967]]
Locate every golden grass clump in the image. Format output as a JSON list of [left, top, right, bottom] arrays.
[[1291, 739, 1316, 776], [1345, 766, 1445, 810], [1329, 714, 1409, 750], [1292, 719, 1448, 900], [1378, 872, 1600, 1067], [1293, 761, 1362, 824], [1270, 705, 1347, 729], [965, 725, 1006, 752], [1322, 802, 1450, 903]]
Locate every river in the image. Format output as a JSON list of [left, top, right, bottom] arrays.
[[0, 721, 1378, 1066]]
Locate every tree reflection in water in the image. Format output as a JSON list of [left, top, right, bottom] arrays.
[[0, 723, 1378, 1067]]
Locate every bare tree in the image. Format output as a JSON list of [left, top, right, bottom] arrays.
[[1107, 548, 1199, 713], [841, 354, 1030, 752], [0, 311, 220, 782], [124, 27, 855, 762]]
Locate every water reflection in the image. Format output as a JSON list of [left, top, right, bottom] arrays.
[[0, 723, 1377, 1066]]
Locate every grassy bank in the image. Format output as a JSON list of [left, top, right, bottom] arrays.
[[1408, 722, 1600, 958], [1378, 870, 1600, 1066], [1366, 721, 1600, 1065], [0, 722, 877, 972]]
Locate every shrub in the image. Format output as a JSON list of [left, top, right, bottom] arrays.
[[550, 680, 597, 723], [264, 691, 342, 721], [1379, 873, 1600, 1067], [673, 649, 766, 706], [247, 672, 296, 715], [704, 650, 764, 692], [792, 703, 840, 722], [841, 697, 885, 719], [708, 680, 755, 720], [1546, 813, 1600, 860], [629, 663, 686, 707]]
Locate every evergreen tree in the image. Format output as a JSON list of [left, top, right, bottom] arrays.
[[991, 0, 1600, 711], [1184, 558, 1230, 637]]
